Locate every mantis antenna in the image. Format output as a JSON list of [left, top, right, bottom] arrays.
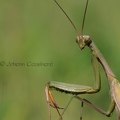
[[81, 0, 89, 35], [54, 0, 89, 36]]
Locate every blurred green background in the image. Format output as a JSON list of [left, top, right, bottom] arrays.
[[0, 0, 120, 120]]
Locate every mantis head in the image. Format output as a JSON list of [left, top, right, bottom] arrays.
[[76, 35, 91, 50], [54, 0, 90, 50]]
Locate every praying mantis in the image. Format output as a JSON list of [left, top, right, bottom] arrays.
[[45, 0, 120, 120]]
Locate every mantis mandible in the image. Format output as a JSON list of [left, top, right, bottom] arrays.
[[45, 0, 120, 120]]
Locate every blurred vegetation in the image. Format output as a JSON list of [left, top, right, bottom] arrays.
[[0, 0, 120, 120]]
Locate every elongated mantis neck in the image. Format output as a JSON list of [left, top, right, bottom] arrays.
[[76, 35, 116, 80], [89, 41, 115, 77]]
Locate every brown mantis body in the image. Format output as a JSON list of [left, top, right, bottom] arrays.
[[45, 0, 120, 119]]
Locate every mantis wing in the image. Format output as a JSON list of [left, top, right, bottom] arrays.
[[112, 79, 120, 120]]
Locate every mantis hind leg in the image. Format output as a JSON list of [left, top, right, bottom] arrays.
[[74, 95, 115, 117], [80, 101, 84, 120]]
